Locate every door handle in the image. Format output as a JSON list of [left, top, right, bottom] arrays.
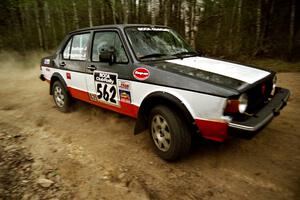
[[87, 65, 97, 71], [59, 62, 66, 67]]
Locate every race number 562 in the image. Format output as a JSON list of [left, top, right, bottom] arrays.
[[96, 83, 117, 104]]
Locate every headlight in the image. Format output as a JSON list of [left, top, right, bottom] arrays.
[[271, 75, 277, 96], [238, 93, 248, 113]]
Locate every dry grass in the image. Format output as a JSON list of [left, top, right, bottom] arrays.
[[236, 58, 300, 72]]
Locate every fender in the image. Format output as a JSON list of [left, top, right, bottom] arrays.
[[134, 91, 194, 134], [50, 72, 68, 95]]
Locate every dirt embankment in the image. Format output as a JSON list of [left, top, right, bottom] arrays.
[[0, 53, 300, 200]]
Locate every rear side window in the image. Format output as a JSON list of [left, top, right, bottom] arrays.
[[63, 39, 71, 59], [63, 33, 90, 61]]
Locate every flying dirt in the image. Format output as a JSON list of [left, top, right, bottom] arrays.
[[0, 52, 300, 200]]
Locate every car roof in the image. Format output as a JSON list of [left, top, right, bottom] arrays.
[[69, 24, 169, 34]]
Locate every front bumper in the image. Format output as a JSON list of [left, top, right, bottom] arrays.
[[229, 87, 290, 132]]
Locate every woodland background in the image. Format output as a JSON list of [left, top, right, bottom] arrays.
[[0, 0, 299, 62]]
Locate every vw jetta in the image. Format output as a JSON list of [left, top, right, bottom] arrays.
[[40, 24, 290, 161]]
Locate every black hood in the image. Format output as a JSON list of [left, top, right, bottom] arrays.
[[134, 63, 250, 98], [151, 60, 248, 90], [133, 63, 242, 98]]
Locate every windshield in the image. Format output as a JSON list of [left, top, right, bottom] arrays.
[[125, 27, 196, 60]]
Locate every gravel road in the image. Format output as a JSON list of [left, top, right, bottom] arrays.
[[0, 54, 299, 200]]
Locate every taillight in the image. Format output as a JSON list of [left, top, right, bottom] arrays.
[[225, 93, 248, 114], [224, 100, 239, 113]]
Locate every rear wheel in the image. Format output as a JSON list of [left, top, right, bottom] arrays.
[[149, 105, 191, 161], [52, 81, 71, 112]]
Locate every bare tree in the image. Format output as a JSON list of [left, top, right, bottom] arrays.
[[256, 0, 262, 50], [88, 0, 93, 27], [289, 0, 296, 56], [213, 1, 223, 55], [58, 0, 66, 35], [228, 0, 238, 54], [151, 0, 156, 24], [34, 0, 43, 50], [122, 0, 129, 23], [72, 0, 79, 29], [111, 0, 117, 24]]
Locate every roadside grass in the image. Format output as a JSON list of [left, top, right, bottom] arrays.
[[240, 58, 300, 72]]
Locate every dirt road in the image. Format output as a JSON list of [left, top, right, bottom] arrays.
[[0, 54, 299, 200]]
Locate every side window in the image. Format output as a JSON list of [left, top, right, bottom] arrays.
[[63, 39, 72, 59], [62, 33, 90, 60], [70, 33, 90, 60], [92, 31, 128, 63]]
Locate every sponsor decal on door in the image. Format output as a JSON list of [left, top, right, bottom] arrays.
[[94, 71, 119, 106], [119, 90, 131, 103], [133, 68, 150, 81]]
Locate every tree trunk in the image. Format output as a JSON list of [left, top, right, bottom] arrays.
[[256, 0, 262, 49], [136, 0, 140, 23], [193, 0, 201, 49], [34, 0, 43, 50], [100, 0, 105, 24], [228, 0, 238, 55], [213, 2, 223, 55], [190, 0, 196, 48], [16, 0, 25, 51], [151, 0, 156, 24], [123, 0, 128, 23], [163, 0, 168, 26], [288, 0, 296, 56], [88, 0, 93, 27], [236, 0, 243, 51], [43, 1, 51, 50], [58, 0, 66, 34], [111, 0, 117, 24], [72, 0, 79, 29]]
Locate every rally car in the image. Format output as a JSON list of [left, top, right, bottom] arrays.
[[39, 24, 290, 161]]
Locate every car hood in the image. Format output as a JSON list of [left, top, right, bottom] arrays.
[[141, 56, 273, 97], [165, 57, 271, 84]]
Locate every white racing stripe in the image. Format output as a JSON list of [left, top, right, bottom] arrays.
[[166, 57, 270, 84]]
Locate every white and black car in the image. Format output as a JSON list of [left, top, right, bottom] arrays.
[[40, 24, 290, 161]]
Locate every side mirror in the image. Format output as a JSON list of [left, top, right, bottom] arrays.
[[99, 46, 115, 65]]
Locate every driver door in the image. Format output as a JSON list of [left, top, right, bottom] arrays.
[[85, 30, 131, 111]]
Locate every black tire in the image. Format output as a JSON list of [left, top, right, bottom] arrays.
[[148, 105, 191, 161], [52, 81, 71, 113]]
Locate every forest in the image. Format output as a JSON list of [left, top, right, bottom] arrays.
[[0, 0, 299, 61]]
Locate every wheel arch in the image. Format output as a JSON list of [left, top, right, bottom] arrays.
[[134, 91, 195, 135], [50, 72, 68, 95]]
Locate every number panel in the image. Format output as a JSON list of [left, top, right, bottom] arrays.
[[94, 71, 119, 106]]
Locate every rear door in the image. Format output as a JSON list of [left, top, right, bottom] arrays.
[[59, 32, 91, 93], [85, 29, 135, 115]]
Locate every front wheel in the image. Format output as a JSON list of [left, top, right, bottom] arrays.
[[149, 105, 191, 161], [52, 81, 71, 112]]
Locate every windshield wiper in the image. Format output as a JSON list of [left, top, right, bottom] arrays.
[[139, 53, 167, 59], [172, 51, 198, 58]]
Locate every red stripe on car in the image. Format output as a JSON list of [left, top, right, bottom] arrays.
[[195, 119, 228, 142], [68, 87, 139, 118]]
